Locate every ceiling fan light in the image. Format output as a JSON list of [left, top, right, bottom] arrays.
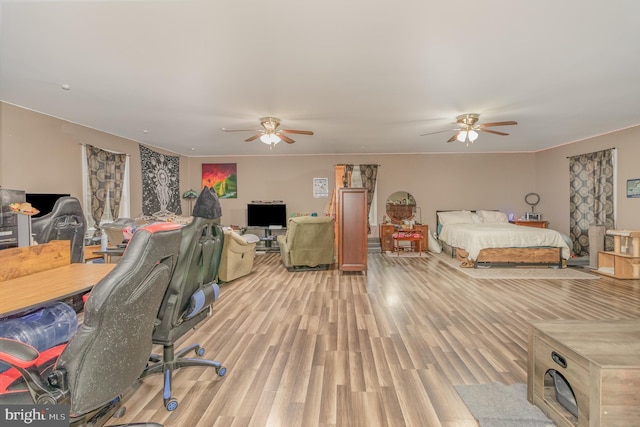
[[457, 131, 468, 143], [261, 133, 281, 145], [468, 130, 478, 142]]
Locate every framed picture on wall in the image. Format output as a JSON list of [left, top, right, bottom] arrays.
[[627, 178, 640, 198], [202, 163, 237, 199]]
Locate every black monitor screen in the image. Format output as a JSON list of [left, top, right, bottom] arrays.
[[247, 203, 287, 228], [26, 193, 70, 218]]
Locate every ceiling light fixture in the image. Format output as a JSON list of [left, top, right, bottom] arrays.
[[260, 133, 281, 146]]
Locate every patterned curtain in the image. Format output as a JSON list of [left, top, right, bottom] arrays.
[[85, 145, 127, 236], [359, 164, 378, 234], [343, 164, 354, 187], [569, 148, 615, 255]]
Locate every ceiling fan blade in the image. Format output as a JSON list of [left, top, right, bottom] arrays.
[[480, 129, 509, 136], [280, 129, 314, 135], [245, 134, 261, 142], [478, 121, 518, 127], [420, 129, 453, 136], [221, 128, 260, 133], [447, 132, 461, 143], [278, 133, 296, 144]]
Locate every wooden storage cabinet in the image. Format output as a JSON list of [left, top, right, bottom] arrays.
[[597, 251, 640, 279], [337, 188, 367, 272], [528, 320, 640, 427]]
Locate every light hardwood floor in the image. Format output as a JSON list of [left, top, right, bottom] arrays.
[[108, 253, 640, 427]]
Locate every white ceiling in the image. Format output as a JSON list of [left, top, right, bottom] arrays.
[[2, 0, 640, 157]]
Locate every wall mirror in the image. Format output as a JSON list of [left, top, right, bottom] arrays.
[[385, 191, 416, 224]]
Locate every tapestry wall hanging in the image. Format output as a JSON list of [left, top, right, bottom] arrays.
[[139, 144, 181, 215], [202, 163, 237, 199]]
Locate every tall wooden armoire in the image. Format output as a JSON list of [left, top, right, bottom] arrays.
[[337, 187, 367, 273]]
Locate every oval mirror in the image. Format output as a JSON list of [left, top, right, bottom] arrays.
[[385, 191, 416, 224]]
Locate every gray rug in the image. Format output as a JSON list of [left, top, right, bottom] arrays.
[[455, 383, 556, 427]]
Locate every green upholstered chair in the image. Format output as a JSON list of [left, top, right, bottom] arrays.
[[276, 216, 335, 271]]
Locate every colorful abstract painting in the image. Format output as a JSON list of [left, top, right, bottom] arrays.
[[202, 163, 237, 199]]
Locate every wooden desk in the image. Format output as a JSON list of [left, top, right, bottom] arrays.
[[0, 263, 115, 318]]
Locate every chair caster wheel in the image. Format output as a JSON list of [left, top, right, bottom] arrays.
[[195, 346, 205, 357], [113, 406, 127, 418], [217, 366, 227, 377], [165, 398, 178, 411]]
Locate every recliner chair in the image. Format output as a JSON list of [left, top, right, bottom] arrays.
[[277, 215, 335, 271], [218, 230, 259, 282], [0, 221, 183, 427], [31, 196, 86, 263], [140, 187, 226, 411]]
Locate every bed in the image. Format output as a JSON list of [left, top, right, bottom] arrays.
[[436, 210, 570, 268]]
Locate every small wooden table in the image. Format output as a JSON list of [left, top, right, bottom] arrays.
[[392, 231, 423, 256], [0, 263, 116, 318], [93, 247, 126, 263], [528, 320, 640, 427]]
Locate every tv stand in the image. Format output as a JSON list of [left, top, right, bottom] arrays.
[[244, 227, 286, 252]]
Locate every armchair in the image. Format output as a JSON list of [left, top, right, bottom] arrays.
[[31, 196, 86, 263], [0, 221, 183, 427], [218, 230, 259, 282], [140, 187, 226, 411], [276, 216, 335, 271]]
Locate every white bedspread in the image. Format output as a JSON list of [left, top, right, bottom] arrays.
[[439, 223, 571, 261]]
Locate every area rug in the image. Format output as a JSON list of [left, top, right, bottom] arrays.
[[431, 252, 600, 280], [455, 383, 556, 427]]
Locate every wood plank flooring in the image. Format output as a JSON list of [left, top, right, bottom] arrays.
[[107, 253, 640, 427]]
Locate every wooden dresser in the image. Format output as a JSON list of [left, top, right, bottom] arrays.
[[337, 188, 367, 273]]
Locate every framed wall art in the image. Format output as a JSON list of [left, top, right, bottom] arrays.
[[202, 163, 237, 199], [627, 178, 640, 198]]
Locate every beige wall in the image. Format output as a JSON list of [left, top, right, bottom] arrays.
[[2, 103, 638, 238], [187, 153, 536, 236], [0, 103, 188, 217], [535, 125, 640, 232]]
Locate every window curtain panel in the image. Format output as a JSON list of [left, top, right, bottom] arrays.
[[359, 164, 378, 234], [569, 148, 615, 255], [85, 144, 127, 236], [139, 144, 182, 216]]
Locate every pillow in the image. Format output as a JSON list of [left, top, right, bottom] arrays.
[[437, 210, 477, 225], [477, 210, 509, 223]]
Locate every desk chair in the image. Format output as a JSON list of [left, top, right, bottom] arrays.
[[31, 196, 86, 263], [140, 187, 226, 411], [0, 222, 183, 427]]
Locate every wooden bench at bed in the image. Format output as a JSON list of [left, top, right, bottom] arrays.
[[454, 247, 566, 268]]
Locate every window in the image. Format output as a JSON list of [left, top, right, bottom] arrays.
[[81, 145, 130, 235]]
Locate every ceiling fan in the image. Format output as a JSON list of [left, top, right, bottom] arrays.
[[221, 117, 314, 148], [421, 113, 517, 146]]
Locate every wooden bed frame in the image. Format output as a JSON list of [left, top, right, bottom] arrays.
[[436, 210, 566, 269]]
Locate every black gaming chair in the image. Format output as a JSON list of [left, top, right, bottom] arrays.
[[0, 222, 183, 427], [140, 187, 226, 411], [31, 196, 86, 263]]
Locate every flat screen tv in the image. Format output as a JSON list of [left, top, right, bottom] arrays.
[[26, 193, 71, 218], [247, 203, 287, 228]]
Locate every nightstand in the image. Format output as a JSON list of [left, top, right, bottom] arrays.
[[511, 220, 548, 229]]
